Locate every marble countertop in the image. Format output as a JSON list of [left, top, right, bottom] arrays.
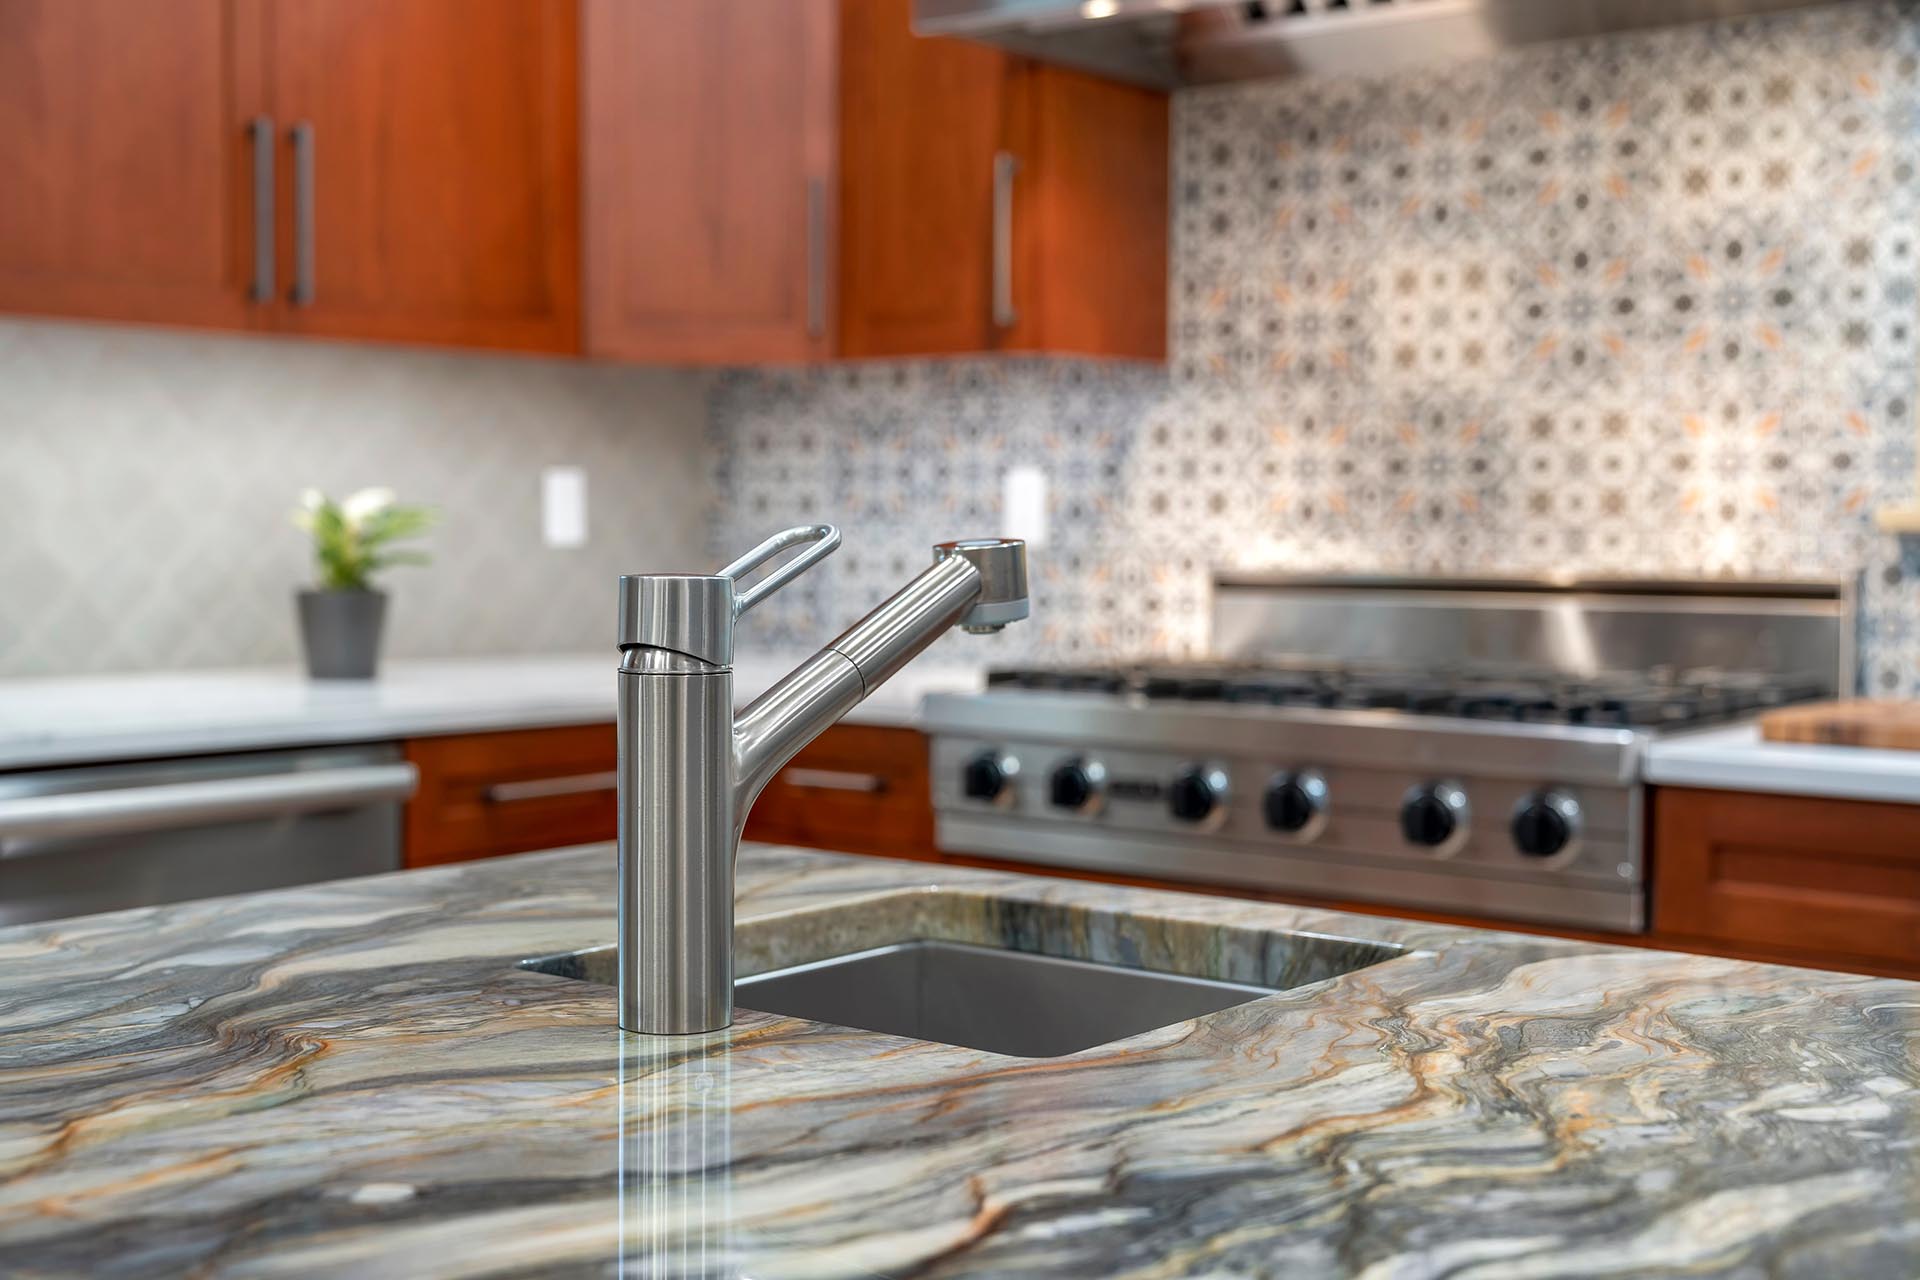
[[2, 843, 1915, 1277], [0, 651, 983, 770], [1646, 723, 1920, 804]]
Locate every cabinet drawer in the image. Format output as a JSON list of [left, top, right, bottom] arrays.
[[742, 724, 936, 861], [1652, 786, 1920, 973], [404, 724, 616, 867]]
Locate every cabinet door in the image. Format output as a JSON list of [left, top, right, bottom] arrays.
[[583, 0, 837, 364], [404, 724, 616, 868], [836, 0, 1012, 358], [267, 0, 578, 352], [741, 724, 939, 861], [1652, 786, 1920, 975], [1000, 62, 1168, 360], [0, 0, 264, 329]]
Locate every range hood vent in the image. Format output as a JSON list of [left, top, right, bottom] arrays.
[[913, 0, 1851, 89]]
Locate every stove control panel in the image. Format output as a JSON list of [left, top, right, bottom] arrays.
[[932, 734, 1644, 932]]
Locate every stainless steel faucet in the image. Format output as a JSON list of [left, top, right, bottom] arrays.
[[616, 524, 1028, 1034]]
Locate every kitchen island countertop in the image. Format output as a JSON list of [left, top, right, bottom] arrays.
[[1, 842, 1916, 1277]]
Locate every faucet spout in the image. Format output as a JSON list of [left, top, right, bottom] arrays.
[[616, 531, 1027, 1035]]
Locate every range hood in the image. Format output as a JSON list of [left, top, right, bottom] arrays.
[[912, 0, 1848, 90]]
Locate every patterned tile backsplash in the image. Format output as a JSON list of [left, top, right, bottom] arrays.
[[0, 320, 711, 676], [713, 1, 1920, 693]]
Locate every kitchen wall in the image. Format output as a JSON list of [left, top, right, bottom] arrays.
[[713, 0, 1920, 693], [0, 320, 711, 676]]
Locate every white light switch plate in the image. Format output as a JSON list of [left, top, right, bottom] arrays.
[[1003, 464, 1049, 548], [542, 466, 588, 548]]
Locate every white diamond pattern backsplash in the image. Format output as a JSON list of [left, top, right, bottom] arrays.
[[713, 1, 1920, 693], [0, 321, 712, 676]]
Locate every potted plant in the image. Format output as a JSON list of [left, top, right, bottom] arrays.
[[292, 487, 436, 679]]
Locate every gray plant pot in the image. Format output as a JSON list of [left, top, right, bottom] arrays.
[[296, 589, 388, 680]]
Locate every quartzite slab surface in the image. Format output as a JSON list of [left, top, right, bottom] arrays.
[[1, 844, 1915, 1277]]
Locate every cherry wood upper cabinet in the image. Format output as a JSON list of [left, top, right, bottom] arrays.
[[585, 0, 1169, 364], [583, 0, 837, 364], [0, 0, 266, 331], [834, 0, 1009, 358], [267, 0, 579, 353], [0, 0, 575, 353]]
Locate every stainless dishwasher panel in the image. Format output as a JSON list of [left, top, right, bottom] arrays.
[[0, 744, 415, 928]]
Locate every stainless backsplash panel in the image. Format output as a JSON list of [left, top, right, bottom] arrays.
[[1210, 575, 1851, 690]]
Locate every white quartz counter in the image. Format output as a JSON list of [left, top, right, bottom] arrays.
[[1645, 722, 1920, 805], [0, 652, 983, 770]]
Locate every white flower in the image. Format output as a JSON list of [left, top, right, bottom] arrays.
[[292, 487, 325, 530], [341, 487, 395, 527]]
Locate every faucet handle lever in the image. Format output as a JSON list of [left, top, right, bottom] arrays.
[[721, 524, 841, 618]]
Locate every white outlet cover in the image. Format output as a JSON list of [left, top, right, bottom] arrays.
[[1003, 464, 1049, 548], [542, 466, 588, 549]]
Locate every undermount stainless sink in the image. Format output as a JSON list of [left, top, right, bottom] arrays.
[[747, 940, 1279, 1058], [522, 923, 1403, 1058]]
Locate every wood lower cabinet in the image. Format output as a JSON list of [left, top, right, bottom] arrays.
[[1651, 785, 1920, 977], [585, 0, 1169, 363], [740, 724, 938, 861], [404, 721, 937, 868], [403, 723, 617, 868]]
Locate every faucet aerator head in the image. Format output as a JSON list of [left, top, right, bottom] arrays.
[[934, 538, 1030, 634]]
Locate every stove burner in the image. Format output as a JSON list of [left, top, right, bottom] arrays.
[[983, 661, 1823, 732]]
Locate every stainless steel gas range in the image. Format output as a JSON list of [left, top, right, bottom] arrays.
[[922, 576, 1852, 933]]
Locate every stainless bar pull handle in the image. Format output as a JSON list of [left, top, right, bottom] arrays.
[[248, 116, 275, 301], [779, 768, 885, 794], [991, 151, 1019, 329], [289, 122, 316, 306], [0, 764, 417, 850], [484, 771, 619, 804], [805, 176, 828, 340]]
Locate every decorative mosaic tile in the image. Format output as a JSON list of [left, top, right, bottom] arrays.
[[710, 1, 1920, 690]]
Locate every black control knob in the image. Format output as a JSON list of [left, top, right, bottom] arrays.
[[962, 751, 1015, 804], [1511, 790, 1581, 857], [1400, 782, 1469, 849], [1168, 765, 1227, 824], [1263, 769, 1329, 835], [1048, 757, 1106, 813]]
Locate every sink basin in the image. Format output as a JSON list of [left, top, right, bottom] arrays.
[[736, 939, 1277, 1057], [521, 900, 1405, 1057]]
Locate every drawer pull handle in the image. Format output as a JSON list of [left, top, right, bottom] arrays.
[[780, 768, 886, 794], [484, 771, 618, 804]]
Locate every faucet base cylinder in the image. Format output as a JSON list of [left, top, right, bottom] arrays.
[[617, 663, 735, 1035]]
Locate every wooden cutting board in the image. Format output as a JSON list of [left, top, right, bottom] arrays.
[[1760, 699, 1920, 749]]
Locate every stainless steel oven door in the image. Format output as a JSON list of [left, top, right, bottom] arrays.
[[0, 744, 415, 928]]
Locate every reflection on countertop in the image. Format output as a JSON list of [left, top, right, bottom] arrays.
[[1, 843, 1915, 1276], [0, 651, 984, 770]]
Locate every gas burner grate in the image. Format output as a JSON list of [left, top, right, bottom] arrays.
[[983, 662, 1828, 731]]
